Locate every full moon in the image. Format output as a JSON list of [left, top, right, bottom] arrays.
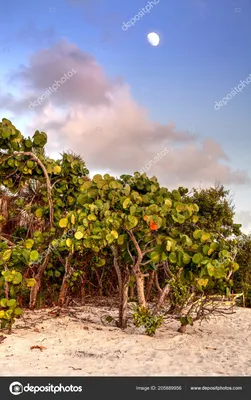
[[147, 32, 160, 47]]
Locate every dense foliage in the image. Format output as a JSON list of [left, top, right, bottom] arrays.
[[0, 118, 249, 335]]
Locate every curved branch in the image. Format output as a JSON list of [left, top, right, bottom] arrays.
[[12, 152, 54, 227]]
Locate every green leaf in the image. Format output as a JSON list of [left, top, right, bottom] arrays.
[[193, 230, 203, 240], [210, 242, 218, 251], [192, 253, 203, 264], [66, 238, 72, 247], [111, 230, 118, 239], [169, 252, 177, 264], [181, 235, 193, 247], [80, 181, 92, 190], [14, 307, 23, 316], [59, 218, 68, 228], [166, 240, 172, 252], [25, 239, 34, 249], [183, 253, 191, 264], [118, 235, 125, 245], [123, 198, 131, 209], [2, 249, 11, 262], [75, 231, 84, 240], [106, 233, 115, 244], [207, 263, 215, 276], [53, 165, 61, 174], [130, 205, 137, 215], [96, 259, 106, 267], [88, 214, 97, 221], [200, 233, 211, 243], [150, 251, 160, 264], [30, 250, 39, 262], [93, 174, 102, 183], [164, 198, 172, 208], [3, 272, 14, 283], [7, 299, 17, 308], [197, 278, 208, 288], [35, 208, 43, 218], [126, 215, 138, 229], [0, 298, 8, 307], [12, 272, 23, 285], [192, 215, 199, 223], [203, 245, 210, 255], [26, 278, 36, 288]]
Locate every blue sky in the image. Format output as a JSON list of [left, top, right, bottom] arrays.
[[0, 0, 251, 231]]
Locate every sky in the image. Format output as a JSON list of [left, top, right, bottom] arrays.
[[0, 0, 251, 232]]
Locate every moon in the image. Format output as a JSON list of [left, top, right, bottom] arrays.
[[147, 32, 160, 47]]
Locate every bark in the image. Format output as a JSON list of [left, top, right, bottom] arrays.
[[145, 270, 154, 301], [135, 271, 146, 309], [155, 271, 162, 293], [129, 281, 135, 298], [126, 230, 147, 309], [112, 246, 130, 328], [154, 283, 171, 313], [59, 255, 73, 307], [119, 275, 130, 329], [29, 252, 50, 309]]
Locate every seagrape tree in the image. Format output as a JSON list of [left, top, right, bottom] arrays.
[[60, 172, 239, 332], [0, 118, 89, 317]]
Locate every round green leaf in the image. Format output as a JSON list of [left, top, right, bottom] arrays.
[[12, 272, 23, 285], [14, 307, 23, 316], [192, 253, 203, 264], [30, 250, 39, 262], [2, 249, 12, 262], [75, 231, 84, 240], [7, 299, 17, 308], [25, 239, 34, 249], [59, 218, 68, 228], [193, 230, 203, 240]]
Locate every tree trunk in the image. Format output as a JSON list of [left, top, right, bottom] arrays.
[[146, 270, 154, 301], [129, 280, 135, 298], [135, 271, 147, 309], [29, 252, 50, 309], [59, 255, 73, 307], [112, 246, 130, 329], [154, 284, 171, 313], [119, 275, 130, 329]]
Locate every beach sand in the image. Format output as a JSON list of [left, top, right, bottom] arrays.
[[0, 305, 251, 376]]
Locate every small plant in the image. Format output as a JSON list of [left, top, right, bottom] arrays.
[[132, 306, 164, 336], [0, 298, 23, 332]]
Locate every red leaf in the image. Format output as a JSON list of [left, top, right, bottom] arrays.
[[150, 220, 158, 231]]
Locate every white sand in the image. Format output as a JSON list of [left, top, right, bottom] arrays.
[[0, 305, 251, 376]]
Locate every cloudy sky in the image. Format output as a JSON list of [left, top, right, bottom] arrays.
[[0, 0, 251, 232]]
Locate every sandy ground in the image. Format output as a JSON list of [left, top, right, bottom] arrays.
[[0, 304, 251, 376]]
